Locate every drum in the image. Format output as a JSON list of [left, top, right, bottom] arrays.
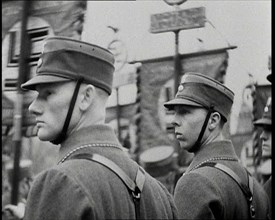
[[139, 146, 176, 177]]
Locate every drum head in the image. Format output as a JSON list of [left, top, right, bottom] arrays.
[[139, 146, 175, 177]]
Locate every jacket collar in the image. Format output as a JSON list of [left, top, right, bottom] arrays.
[[58, 124, 121, 162], [187, 140, 239, 173]]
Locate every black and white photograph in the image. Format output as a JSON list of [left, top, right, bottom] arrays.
[[2, 1, 271, 219]]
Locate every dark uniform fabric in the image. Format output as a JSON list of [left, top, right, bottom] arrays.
[[24, 125, 178, 220], [174, 140, 270, 220], [254, 97, 272, 220], [264, 177, 272, 219]]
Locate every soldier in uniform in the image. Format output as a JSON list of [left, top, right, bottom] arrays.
[[4, 37, 178, 220], [164, 72, 270, 219], [254, 73, 272, 219]]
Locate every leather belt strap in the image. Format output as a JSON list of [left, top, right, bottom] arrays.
[[192, 105, 214, 152], [198, 162, 255, 219], [70, 153, 146, 219], [51, 77, 84, 145]]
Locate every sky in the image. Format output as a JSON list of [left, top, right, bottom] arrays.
[[82, 0, 271, 133]]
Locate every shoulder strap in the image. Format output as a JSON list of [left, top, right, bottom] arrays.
[[199, 162, 255, 219], [70, 153, 145, 219]]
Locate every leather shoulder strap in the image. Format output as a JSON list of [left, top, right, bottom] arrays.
[[70, 153, 146, 219], [198, 162, 255, 219]]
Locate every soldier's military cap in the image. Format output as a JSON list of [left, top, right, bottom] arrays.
[[21, 36, 115, 95], [254, 97, 272, 127], [164, 72, 234, 121]]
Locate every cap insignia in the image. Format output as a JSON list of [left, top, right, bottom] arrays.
[[178, 84, 184, 92]]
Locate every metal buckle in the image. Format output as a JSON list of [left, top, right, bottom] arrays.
[[132, 187, 141, 200], [132, 191, 141, 200], [250, 203, 256, 219]]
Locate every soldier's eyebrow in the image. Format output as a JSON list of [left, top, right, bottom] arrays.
[[174, 106, 190, 114], [36, 83, 52, 91]]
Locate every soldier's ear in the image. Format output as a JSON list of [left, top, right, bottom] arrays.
[[79, 84, 95, 111], [209, 112, 221, 130]]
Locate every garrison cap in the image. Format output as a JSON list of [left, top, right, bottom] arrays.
[[254, 97, 272, 127], [164, 72, 234, 121], [21, 36, 115, 95]]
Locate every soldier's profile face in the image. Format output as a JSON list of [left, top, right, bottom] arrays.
[[28, 81, 78, 142], [171, 105, 208, 152], [260, 127, 272, 157]]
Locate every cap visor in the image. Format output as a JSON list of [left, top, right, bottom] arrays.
[[21, 75, 72, 90], [164, 98, 203, 109], [254, 118, 272, 126]]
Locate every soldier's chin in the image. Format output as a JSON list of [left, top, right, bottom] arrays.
[[179, 142, 193, 152], [37, 131, 55, 142]]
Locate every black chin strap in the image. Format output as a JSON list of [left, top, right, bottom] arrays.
[[51, 77, 84, 145], [192, 105, 214, 153]]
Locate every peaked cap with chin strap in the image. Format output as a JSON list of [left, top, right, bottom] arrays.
[[164, 72, 234, 122], [21, 37, 115, 145], [21, 36, 115, 95], [164, 72, 235, 152]]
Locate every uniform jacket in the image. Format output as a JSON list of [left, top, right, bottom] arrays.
[[24, 125, 178, 220], [174, 140, 270, 220], [264, 176, 272, 219]]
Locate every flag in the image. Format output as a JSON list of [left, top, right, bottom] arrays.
[[181, 48, 229, 83], [2, 1, 87, 40], [2, 0, 87, 133]]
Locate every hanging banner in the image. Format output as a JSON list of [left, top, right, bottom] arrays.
[[2, 1, 87, 40], [2, 0, 87, 130], [181, 49, 229, 82]]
